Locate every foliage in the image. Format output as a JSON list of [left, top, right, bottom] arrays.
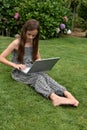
[[64, 0, 81, 9], [78, 0, 87, 21], [64, 0, 87, 30], [0, 0, 19, 36], [75, 0, 87, 30], [0, 0, 72, 39], [75, 17, 87, 30]]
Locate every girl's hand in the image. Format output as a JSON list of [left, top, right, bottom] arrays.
[[13, 63, 26, 70]]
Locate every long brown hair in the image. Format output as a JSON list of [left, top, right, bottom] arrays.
[[17, 19, 40, 63]]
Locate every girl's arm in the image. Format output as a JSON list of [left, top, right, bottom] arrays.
[[0, 39, 26, 70]]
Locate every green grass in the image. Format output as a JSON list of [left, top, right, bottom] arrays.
[[0, 36, 87, 130]]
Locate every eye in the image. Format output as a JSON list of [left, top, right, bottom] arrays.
[[28, 33, 31, 36], [32, 35, 36, 38]]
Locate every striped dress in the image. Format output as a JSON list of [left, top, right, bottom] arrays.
[[11, 47, 66, 98]]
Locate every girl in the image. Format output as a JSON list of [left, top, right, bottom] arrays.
[[0, 19, 79, 107]]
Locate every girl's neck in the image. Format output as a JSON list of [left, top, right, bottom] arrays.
[[25, 39, 33, 47]]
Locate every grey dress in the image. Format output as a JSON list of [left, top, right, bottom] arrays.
[[11, 47, 66, 98]]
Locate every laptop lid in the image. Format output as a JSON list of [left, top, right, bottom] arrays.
[[21, 57, 60, 74]]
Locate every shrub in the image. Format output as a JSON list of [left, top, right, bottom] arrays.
[[0, 0, 72, 39], [0, 0, 19, 36], [18, 0, 72, 39]]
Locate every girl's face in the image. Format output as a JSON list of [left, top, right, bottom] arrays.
[[26, 29, 38, 41]]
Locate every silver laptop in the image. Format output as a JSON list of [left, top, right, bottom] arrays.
[[21, 57, 60, 74]]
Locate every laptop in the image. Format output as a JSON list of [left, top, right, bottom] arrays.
[[21, 57, 60, 74]]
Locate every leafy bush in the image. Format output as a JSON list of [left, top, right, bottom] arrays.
[[0, 0, 19, 36], [17, 0, 72, 39], [0, 0, 72, 39]]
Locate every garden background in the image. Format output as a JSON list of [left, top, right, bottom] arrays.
[[0, 0, 87, 130], [0, 0, 87, 39]]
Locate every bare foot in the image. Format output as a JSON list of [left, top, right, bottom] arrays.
[[52, 96, 77, 107], [72, 100, 79, 107], [50, 93, 78, 107], [64, 91, 79, 107]]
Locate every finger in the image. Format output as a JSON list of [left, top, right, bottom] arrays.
[[19, 67, 21, 70], [20, 64, 26, 69]]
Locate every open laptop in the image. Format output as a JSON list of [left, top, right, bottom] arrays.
[[21, 57, 60, 74]]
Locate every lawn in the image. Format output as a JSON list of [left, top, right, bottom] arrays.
[[0, 36, 87, 130]]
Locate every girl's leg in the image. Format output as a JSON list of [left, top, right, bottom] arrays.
[[39, 72, 66, 96], [50, 91, 79, 107], [40, 73, 79, 107], [31, 74, 54, 98]]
